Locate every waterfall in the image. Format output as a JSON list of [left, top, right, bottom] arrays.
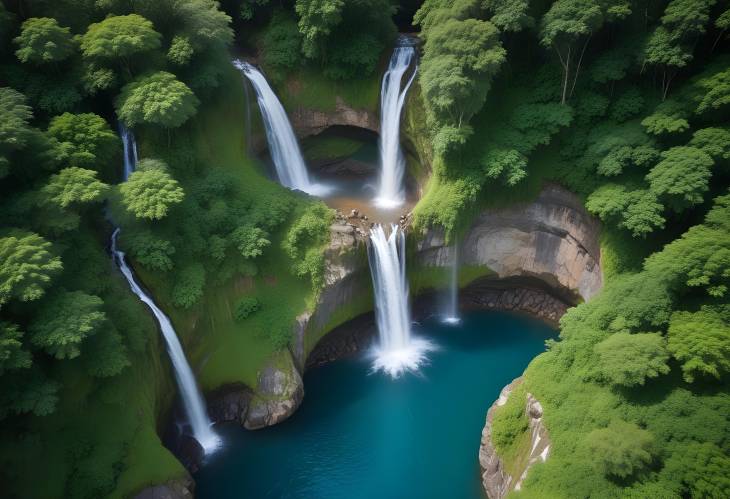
[[443, 244, 461, 325], [368, 224, 433, 377], [375, 38, 418, 209], [119, 123, 138, 181], [233, 59, 329, 196], [112, 126, 220, 453]]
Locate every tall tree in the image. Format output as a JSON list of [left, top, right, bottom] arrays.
[[14, 17, 74, 65], [115, 71, 199, 128], [0, 231, 62, 308]]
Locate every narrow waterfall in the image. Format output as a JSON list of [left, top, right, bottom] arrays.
[[375, 38, 418, 209], [368, 224, 433, 377], [443, 244, 461, 325], [233, 59, 329, 196], [112, 126, 220, 453], [119, 123, 138, 181]]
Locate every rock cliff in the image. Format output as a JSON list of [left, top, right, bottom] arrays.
[[479, 377, 550, 499], [416, 184, 602, 302], [289, 97, 379, 138]]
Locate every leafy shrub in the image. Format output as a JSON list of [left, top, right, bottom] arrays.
[[234, 296, 260, 321], [172, 264, 206, 309]]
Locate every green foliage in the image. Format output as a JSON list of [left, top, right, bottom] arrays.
[[694, 64, 730, 114], [646, 146, 714, 212], [668, 306, 730, 382], [168, 35, 194, 66], [482, 0, 533, 33], [491, 384, 528, 451], [172, 263, 206, 309], [295, 0, 344, 59], [234, 296, 260, 321], [41, 167, 109, 208], [47, 113, 118, 169], [283, 203, 333, 290], [80, 14, 161, 63], [14, 17, 74, 65], [586, 185, 665, 237], [0, 322, 31, 375], [116, 72, 200, 128], [261, 11, 302, 82], [123, 230, 176, 271], [594, 332, 670, 387], [231, 225, 270, 259], [585, 420, 655, 478], [689, 127, 730, 160], [0, 231, 62, 308], [119, 167, 185, 220], [29, 290, 105, 359], [641, 100, 690, 135]]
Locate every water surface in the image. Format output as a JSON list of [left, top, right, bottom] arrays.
[[195, 310, 555, 499]]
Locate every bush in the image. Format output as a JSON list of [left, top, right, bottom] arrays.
[[234, 296, 260, 321], [586, 420, 655, 479]]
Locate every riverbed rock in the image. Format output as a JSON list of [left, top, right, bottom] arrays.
[[134, 475, 195, 499], [244, 353, 304, 430], [417, 184, 602, 302], [206, 383, 252, 424], [479, 378, 551, 499]]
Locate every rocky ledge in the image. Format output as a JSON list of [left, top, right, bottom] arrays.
[[289, 97, 378, 138], [479, 377, 550, 499], [134, 476, 195, 499], [417, 184, 602, 302]]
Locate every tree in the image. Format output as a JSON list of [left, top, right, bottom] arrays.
[[234, 296, 260, 321], [0, 231, 62, 308], [483, 0, 533, 33], [295, 0, 345, 59], [586, 184, 665, 236], [668, 306, 730, 382], [231, 225, 270, 258], [643, 0, 716, 99], [594, 332, 670, 387], [123, 229, 176, 271], [29, 290, 106, 359], [119, 168, 184, 220], [586, 420, 655, 478], [0, 322, 31, 375], [668, 442, 730, 498], [646, 146, 714, 212], [172, 263, 205, 308], [80, 14, 161, 72], [641, 99, 690, 135], [539, 0, 630, 104], [0, 87, 34, 177], [167, 35, 194, 66], [261, 10, 303, 81], [14, 17, 74, 65], [689, 127, 730, 160], [47, 113, 118, 169], [116, 71, 199, 128], [41, 167, 110, 208], [694, 65, 730, 114]]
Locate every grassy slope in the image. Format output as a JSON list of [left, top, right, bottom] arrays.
[[279, 66, 381, 113]]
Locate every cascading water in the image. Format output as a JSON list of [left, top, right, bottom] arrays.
[[375, 38, 418, 209], [119, 123, 138, 181], [233, 59, 329, 196], [443, 244, 461, 325], [112, 125, 220, 453], [367, 224, 433, 377]]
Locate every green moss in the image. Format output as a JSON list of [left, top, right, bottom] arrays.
[[277, 67, 380, 113], [408, 261, 496, 297], [491, 383, 532, 479], [302, 135, 364, 161]]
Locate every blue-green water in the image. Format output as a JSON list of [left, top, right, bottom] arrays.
[[195, 310, 555, 499]]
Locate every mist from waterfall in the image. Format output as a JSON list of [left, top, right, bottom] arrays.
[[113, 125, 220, 453], [367, 224, 433, 377], [233, 59, 329, 196], [443, 244, 461, 325], [375, 38, 417, 209]]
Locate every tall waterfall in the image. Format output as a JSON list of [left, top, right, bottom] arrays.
[[112, 126, 220, 453], [368, 224, 433, 377], [375, 38, 418, 208], [233, 59, 329, 196], [119, 123, 138, 181], [443, 244, 461, 325]]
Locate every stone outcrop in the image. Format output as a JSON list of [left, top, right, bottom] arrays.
[[479, 378, 550, 499], [289, 97, 378, 138], [134, 476, 195, 499], [244, 353, 304, 430], [417, 184, 602, 302]]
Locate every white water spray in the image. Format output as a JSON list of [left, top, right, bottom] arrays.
[[113, 125, 220, 453], [368, 224, 433, 377], [375, 38, 418, 209], [443, 244, 461, 325], [233, 59, 329, 196]]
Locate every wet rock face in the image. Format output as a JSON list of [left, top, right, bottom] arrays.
[[418, 184, 602, 302], [289, 97, 379, 138]]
